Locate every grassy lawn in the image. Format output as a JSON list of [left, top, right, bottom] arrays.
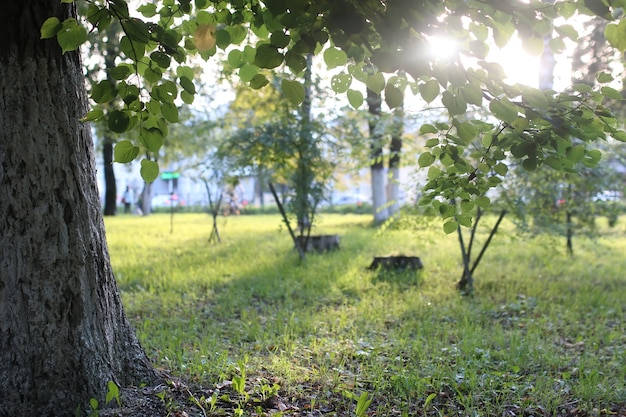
[[104, 212, 626, 416]]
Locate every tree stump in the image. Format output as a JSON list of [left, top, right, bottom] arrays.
[[368, 255, 423, 271], [296, 235, 340, 253]]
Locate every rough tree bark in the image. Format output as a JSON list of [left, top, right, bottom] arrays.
[[0, 3, 159, 415]]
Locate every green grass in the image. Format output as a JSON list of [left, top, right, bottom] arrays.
[[105, 212, 626, 416]]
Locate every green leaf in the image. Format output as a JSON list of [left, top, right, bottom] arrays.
[[151, 81, 178, 103], [366, 72, 385, 94], [281, 79, 305, 106], [160, 102, 179, 123], [418, 152, 436, 167], [270, 30, 290, 48], [196, 10, 214, 25], [179, 76, 196, 94], [554, 25, 578, 42], [522, 158, 538, 171], [348, 63, 368, 83], [419, 80, 439, 103], [461, 83, 483, 106], [425, 138, 439, 147], [239, 64, 259, 82], [544, 155, 562, 170], [600, 86, 622, 100], [120, 36, 145, 61], [215, 29, 231, 49], [108, 110, 130, 133], [113, 140, 139, 163], [347, 89, 363, 109], [443, 220, 458, 234], [596, 72, 614, 83], [605, 20, 626, 52], [427, 166, 441, 180], [249, 74, 269, 89], [228, 25, 247, 44], [566, 145, 585, 163], [81, 109, 104, 122], [323, 47, 347, 69], [109, 65, 131, 80], [493, 163, 508, 176], [475, 196, 490, 209], [228, 49, 244, 68], [139, 127, 163, 153], [493, 21, 515, 48], [140, 159, 159, 183], [105, 381, 120, 406], [419, 124, 438, 134], [441, 91, 467, 116], [150, 51, 171, 69], [254, 44, 283, 69], [285, 51, 307, 74], [455, 121, 476, 144], [91, 81, 117, 104], [57, 19, 88, 54], [144, 66, 162, 84], [384, 84, 403, 109], [613, 130, 626, 142], [40, 17, 62, 39], [124, 18, 150, 43], [137, 3, 157, 17], [460, 199, 474, 213], [511, 117, 529, 133], [181, 90, 194, 104], [489, 99, 519, 124], [331, 73, 352, 94], [176, 66, 195, 80]]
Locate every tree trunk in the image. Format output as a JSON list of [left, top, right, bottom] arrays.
[[256, 166, 265, 208], [103, 137, 117, 216], [140, 181, 153, 215], [388, 105, 403, 216], [0, 3, 159, 415], [367, 87, 389, 223], [101, 29, 121, 217]]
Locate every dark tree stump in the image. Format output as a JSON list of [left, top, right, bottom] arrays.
[[296, 235, 340, 253], [368, 255, 423, 271]]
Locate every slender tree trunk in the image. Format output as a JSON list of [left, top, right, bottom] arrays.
[[256, 166, 265, 208], [367, 87, 389, 223], [388, 104, 403, 216], [102, 31, 120, 217], [295, 54, 314, 237], [0, 3, 159, 415], [140, 181, 152, 215], [103, 137, 117, 215]]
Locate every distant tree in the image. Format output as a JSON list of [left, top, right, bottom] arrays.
[[83, 19, 124, 216], [497, 14, 625, 255]]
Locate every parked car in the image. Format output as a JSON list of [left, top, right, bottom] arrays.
[[333, 193, 370, 206]]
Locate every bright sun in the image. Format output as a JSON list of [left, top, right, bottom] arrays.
[[489, 38, 542, 88], [427, 36, 543, 88]]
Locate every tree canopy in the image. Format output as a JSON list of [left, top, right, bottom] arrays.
[[42, 0, 626, 230]]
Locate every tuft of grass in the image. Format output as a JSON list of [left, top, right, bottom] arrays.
[[105, 213, 626, 415]]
